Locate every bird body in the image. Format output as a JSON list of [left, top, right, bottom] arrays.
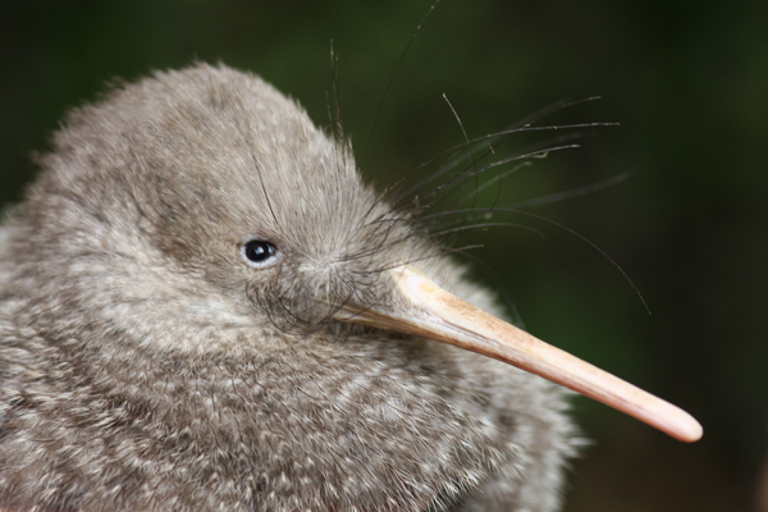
[[0, 63, 698, 512]]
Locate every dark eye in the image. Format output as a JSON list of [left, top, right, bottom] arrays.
[[241, 239, 277, 267]]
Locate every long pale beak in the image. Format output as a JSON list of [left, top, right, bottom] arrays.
[[333, 265, 702, 443]]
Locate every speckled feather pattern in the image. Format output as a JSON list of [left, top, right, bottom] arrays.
[[0, 64, 579, 512]]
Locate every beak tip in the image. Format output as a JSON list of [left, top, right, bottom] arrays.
[[661, 407, 703, 443], [679, 417, 704, 443]]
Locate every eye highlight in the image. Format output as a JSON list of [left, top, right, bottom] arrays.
[[241, 239, 278, 267]]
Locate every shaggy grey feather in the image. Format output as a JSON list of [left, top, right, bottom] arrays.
[[0, 64, 579, 512]]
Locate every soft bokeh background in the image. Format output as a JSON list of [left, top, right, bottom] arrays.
[[2, 1, 766, 510]]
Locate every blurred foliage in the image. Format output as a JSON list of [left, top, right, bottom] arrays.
[[1, 1, 767, 510]]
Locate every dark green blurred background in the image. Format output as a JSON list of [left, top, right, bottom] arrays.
[[2, 1, 766, 510]]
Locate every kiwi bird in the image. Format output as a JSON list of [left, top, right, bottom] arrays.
[[0, 63, 701, 512]]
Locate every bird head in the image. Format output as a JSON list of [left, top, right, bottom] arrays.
[[20, 63, 700, 445]]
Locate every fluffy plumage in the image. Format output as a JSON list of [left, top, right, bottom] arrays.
[[0, 63, 578, 512]]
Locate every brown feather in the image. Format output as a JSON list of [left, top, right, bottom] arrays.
[[0, 63, 579, 512]]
